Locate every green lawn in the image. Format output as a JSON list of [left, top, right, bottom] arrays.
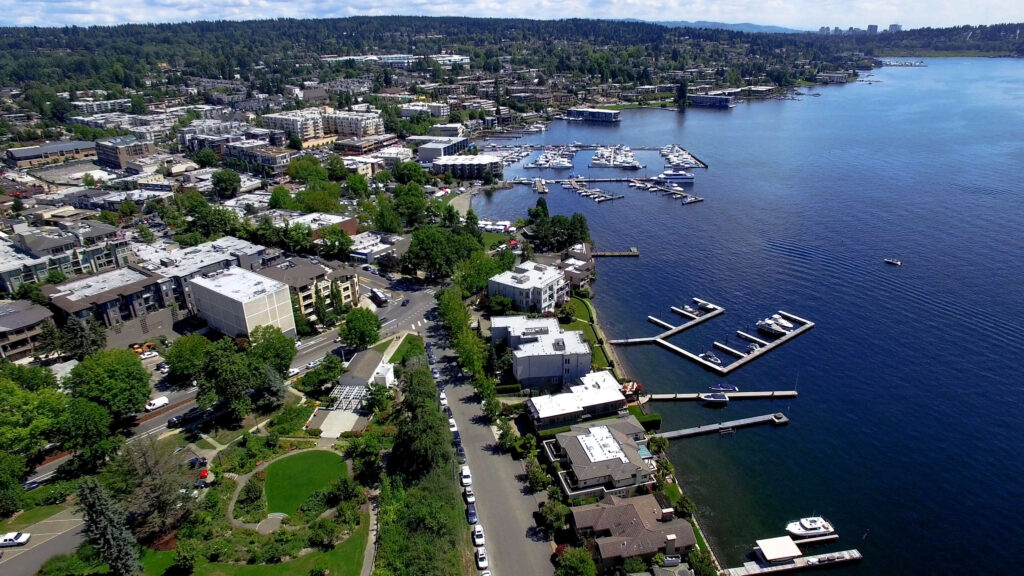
[[564, 320, 609, 369], [0, 503, 66, 532], [571, 296, 593, 323], [389, 333, 424, 364], [264, 451, 346, 516], [371, 339, 392, 353], [481, 230, 512, 249], [141, 512, 368, 576]]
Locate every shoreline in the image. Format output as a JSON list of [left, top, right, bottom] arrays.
[[586, 282, 723, 572], [449, 189, 473, 216]]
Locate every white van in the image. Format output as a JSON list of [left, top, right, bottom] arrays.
[[145, 396, 170, 411]]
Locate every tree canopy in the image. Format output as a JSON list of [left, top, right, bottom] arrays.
[[66, 349, 150, 424]]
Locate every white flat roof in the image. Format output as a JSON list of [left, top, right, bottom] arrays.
[[530, 371, 624, 420], [133, 236, 264, 279], [577, 426, 628, 464], [52, 268, 150, 301], [515, 330, 590, 358], [490, 261, 563, 290], [757, 536, 803, 562], [189, 266, 287, 303], [291, 212, 354, 230]]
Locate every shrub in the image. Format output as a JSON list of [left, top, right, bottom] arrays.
[[173, 541, 199, 574], [307, 518, 341, 549], [495, 384, 522, 395]]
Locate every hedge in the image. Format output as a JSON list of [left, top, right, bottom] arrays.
[[495, 384, 522, 395]]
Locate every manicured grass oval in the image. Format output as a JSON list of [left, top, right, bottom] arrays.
[[264, 450, 347, 516]]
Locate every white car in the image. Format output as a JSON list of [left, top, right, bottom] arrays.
[[439, 392, 449, 407], [464, 486, 476, 504], [460, 465, 472, 486], [475, 547, 489, 570], [288, 367, 301, 377], [140, 351, 158, 359], [0, 532, 31, 547], [472, 524, 485, 547], [448, 418, 458, 432], [306, 360, 321, 370]]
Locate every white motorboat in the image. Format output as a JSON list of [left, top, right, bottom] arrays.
[[699, 351, 723, 365], [757, 318, 787, 336], [770, 314, 795, 330], [655, 169, 695, 182], [786, 516, 835, 538]]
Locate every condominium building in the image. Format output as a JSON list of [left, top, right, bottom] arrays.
[[0, 222, 131, 293], [429, 155, 503, 180], [44, 266, 172, 328], [323, 111, 384, 138], [0, 300, 53, 362], [261, 109, 324, 140], [526, 370, 627, 428], [95, 136, 157, 169], [400, 102, 451, 118], [189, 266, 296, 338], [254, 258, 359, 323], [70, 98, 131, 114], [567, 108, 621, 122], [490, 316, 591, 387], [487, 261, 567, 313], [542, 416, 654, 500]]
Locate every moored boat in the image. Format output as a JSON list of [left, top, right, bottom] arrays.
[[699, 351, 723, 365], [884, 258, 902, 266], [709, 383, 739, 392], [770, 314, 795, 330], [786, 516, 835, 538], [757, 318, 788, 336], [699, 392, 729, 404]]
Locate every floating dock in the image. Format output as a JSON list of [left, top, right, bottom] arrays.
[[609, 298, 724, 346], [563, 179, 625, 202], [592, 248, 639, 257], [724, 549, 862, 575], [611, 307, 814, 375], [655, 412, 789, 439], [642, 391, 798, 403], [647, 183, 704, 205]]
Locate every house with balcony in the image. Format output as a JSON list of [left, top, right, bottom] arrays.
[[542, 415, 654, 500]]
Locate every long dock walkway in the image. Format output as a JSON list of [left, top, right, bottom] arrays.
[[642, 391, 798, 403], [654, 413, 790, 439], [724, 549, 862, 575], [609, 299, 724, 346]]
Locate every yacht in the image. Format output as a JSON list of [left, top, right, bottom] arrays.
[[699, 392, 729, 404], [757, 318, 788, 336], [709, 383, 739, 392], [696, 300, 715, 311], [655, 169, 695, 182], [786, 517, 835, 538], [770, 314, 795, 330], [884, 258, 902, 266], [683, 305, 699, 315], [746, 342, 761, 354], [699, 351, 723, 365]]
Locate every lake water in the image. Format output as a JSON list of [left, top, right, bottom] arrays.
[[470, 59, 1024, 574]]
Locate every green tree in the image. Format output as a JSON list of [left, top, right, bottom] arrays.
[[14, 282, 49, 305], [118, 201, 139, 219], [135, 224, 156, 243], [287, 155, 327, 183], [341, 307, 381, 350], [193, 147, 219, 168], [0, 452, 27, 518], [129, 95, 147, 114], [373, 195, 402, 233], [329, 279, 346, 316], [325, 154, 349, 181], [77, 479, 140, 576], [212, 169, 242, 199], [248, 325, 297, 377], [346, 173, 369, 197], [56, 398, 120, 471], [97, 210, 120, 226], [108, 437, 195, 541], [45, 269, 67, 285], [284, 222, 314, 252], [539, 499, 570, 531], [200, 339, 257, 420], [648, 435, 668, 454], [558, 301, 576, 324], [556, 547, 597, 576], [496, 419, 517, 453], [308, 518, 341, 549], [81, 173, 96, 187], [365, 382, 393, 415], [524, 454, 550, 492], [0, 377, 66, 459], [66, 349, 150, 423], [623, 557, 646, 573], [392, 161, 428, 185], [164, 334, 212, 388], [268, 185, 294, 210], [172, 541, 198, 574], [287, 132, 303, 151], [318, 225, 353, 259], [253, 364, 286, 412]]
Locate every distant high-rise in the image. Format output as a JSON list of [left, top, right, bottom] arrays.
[[867, 24, 878, 34], [819, 26, 831, 35], [833, 26, 842, 35], [889, 24, 902, 32]]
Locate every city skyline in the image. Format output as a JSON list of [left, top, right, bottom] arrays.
[[0, 0, 1021, 30]]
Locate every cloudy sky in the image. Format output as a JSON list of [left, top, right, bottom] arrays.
[[0, 0, 1020, 30]]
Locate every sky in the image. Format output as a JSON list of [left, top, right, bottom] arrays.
[[0, 0, 1020, 30]]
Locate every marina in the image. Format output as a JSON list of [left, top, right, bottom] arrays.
[[562, 178, 625, 202], [482, 142, 708, 168], [654, 412, 790, 439], [629, 179, 704, 205], [611, 305, 815, 375]]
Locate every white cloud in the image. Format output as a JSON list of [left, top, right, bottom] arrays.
[[0, 0, 1020, 29]]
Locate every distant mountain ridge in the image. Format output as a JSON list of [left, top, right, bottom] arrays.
[[623, 19, 806, 34]]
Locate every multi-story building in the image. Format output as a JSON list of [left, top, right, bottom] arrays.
[[223, 140, 295, 176], [189, 266, 296, 338], [429, 54, 471, 68], [253, 257, 359, 323], [261, 109, 324, 140], [70, 98, 131, 114], [408, 135, 470, 161], [526, 370, 627, 429], [4, 141, 97, 168], [349, 232, 409, 264], [0, 300, 53, 362], [429, 155, 503, 180], [487, 261, 567, 313], [490, 316, 591, 387], [567, 108, 621, 122], [0, 222, 130, 293], [427, 123, 466, 138], [542, 416, 655, 500], [323, 111, 384, 138], [571, 495, 697, 569], [95, 136, 156, 170], [400, 102, 451, 118], [44, 266, 172, 328]]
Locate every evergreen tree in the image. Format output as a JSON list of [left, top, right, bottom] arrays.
[[330, 279, 346, 316], [77, 478, 140, 576]]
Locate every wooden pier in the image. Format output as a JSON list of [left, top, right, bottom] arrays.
[[724, 549, 862, 575], [642, 391, 798, 403], [563, 179, 625, 202], [654, 412, 790, 439], [609, 299, 724, 346], [646, 183, 705, 205], [611, 307, 815, 375], [592, 248, 639, 257]]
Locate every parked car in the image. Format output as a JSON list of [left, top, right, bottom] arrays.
[[140, 351, 158, 360], [158, 364, 170, 374], [428, 354, 437, 365], [306, 360, 321, 370], [288, 367, 301, 377], [453, 431, 462, 446], [145, 396, 170, 411], [448, 418, 458, 432], [466, 503, 478, 524], [432, 368, 440, 379], [439, 392, 448, 407], [0, 532, 31, 547], [401, 298, 410, 306], [464, 486, 476, 504], [460, 465, 472, 486], [475, 547, 489, 569], [472, 524, 485, 547]]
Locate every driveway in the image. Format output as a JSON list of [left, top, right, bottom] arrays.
[[438, 342, 554, 576], [0, 508, 84, 576]]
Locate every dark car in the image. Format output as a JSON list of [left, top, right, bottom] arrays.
[[466, 503, 478, 524], [453, 431, 462, 446], [457, 445, 467, 463], [21, 481, 41, 491], [168, 407, 206, 428], [401, 299, 410, 306]]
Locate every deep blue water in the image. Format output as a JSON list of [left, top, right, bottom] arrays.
[[471, 59, 1024, 574]]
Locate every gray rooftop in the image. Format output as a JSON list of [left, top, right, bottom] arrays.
[[0, 300, 52, 332], [189, 266, 288, 303], [6, 140, 95, 159]]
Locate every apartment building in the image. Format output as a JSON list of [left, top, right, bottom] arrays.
[[490, 316, 591, 388], [44, 266, 172, 328], [323, 111, 385, 138], [487, 261, 567, 313], [254, 258, 359, 323], [95, 136, 157, 170], [0, 300, 53, 362], [4, 141, 96, 168], [261, 109, 324, 140], [400, 102, 451, 118], [189, 266, 296, 338], [70, 98, 131, 114]]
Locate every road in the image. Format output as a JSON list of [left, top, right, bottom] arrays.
[[438, 341, 555, 576], [0, 508, 84, 576]]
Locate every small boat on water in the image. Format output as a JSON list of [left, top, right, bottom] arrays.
[[771, 314, 795, 330], [746, 343, 761, 354], [885, 258, 902, 266], [699, 351, 723, 365], [709, 383, 739, 392], [699, 392, 729, 404], [786, 516, 835, 538], [696, 300, 715, 311], [683, 305, 699, 315], [757, 318, 788, 336]]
